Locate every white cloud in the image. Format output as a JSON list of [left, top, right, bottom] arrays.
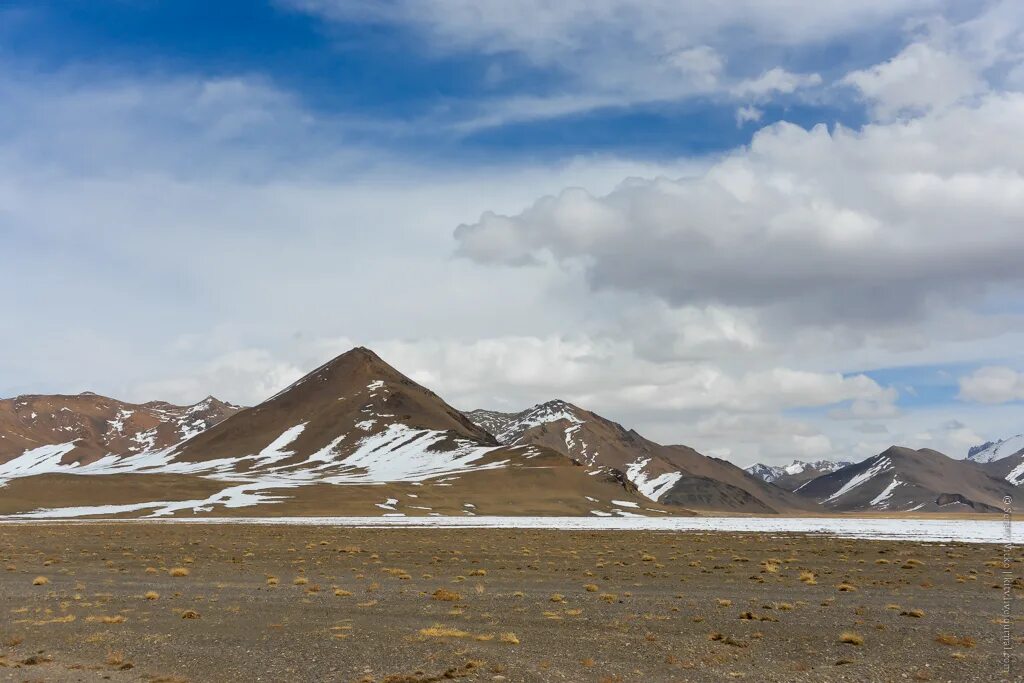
[[731, 68, 822, 99], [287, 1, 940, 56], [136, 350, 305, 407], [959, 366, 1024, 404], [284, 0, 924, 127], [735, 105, 763, 126], [455, 93, 1024, 331], [843, 42, 984, 118], [666, 46, 724, 87]]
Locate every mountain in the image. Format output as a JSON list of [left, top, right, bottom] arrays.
[[967, 434, 1024, 463], [0, 392, 239, 467], [744, 459, 853, 491], [967, 433, 1024, 487], [465, 400, 814, 514], [0, 349, 659, 518], [797, 446, 1015, 513]]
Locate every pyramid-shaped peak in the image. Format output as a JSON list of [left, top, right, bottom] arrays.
[[293, 346, 406, 385]]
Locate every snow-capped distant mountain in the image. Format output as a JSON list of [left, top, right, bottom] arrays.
[[797, 446, 1014, 513], [466, 401, 814, 513], [0, 392, 240, 467], [744, 459, 852, 491], [967, 434, 1024, 463]]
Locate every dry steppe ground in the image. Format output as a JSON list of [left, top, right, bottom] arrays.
[[0, 524, 1019, 682]]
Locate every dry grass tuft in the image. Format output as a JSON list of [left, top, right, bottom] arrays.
[[293, 577, 308, 586], [419, 625, 470, 638], [431, 588, 462, 601], [584, 583, 599, 592], [935, 634, 976, 648], [840, 631, 864, 646], [499, 632, 520, 645], [87, 615, 126, 624], [334, 589, 353, 597], [169, 567, 190, 577], [550, 593, 565, 603], [180, 610, 200, 619], [799, 571, 817, 585], [900, 608, 925, 618], [144, 591, 160, 601], [835, 582, 857, 592], [32, 576, 49, 586]]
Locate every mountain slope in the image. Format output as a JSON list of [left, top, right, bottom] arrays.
[[0, 349, 660, 518], [975, 451, 1024, 486], [798, 446, 1014, 513], [744, 460, 853, 491], [466, 400, 814, 514], [0, 393, 239, 467]]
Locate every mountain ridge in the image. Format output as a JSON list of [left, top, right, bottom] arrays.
[[796, 445, 1014, 513], [466, 400, 815, 514]]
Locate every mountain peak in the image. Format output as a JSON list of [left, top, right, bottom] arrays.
[[967, 434, 1024, 463], [175, 346, 497, 463], [531, 398, 582, 414]]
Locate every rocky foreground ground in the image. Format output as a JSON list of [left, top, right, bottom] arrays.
[[0, 523, 1018, 682]]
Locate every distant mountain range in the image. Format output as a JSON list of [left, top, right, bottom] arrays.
[[744, 460, 852, 491], [0, 347, 1019, 518], [967, 434, 1024, 463], [0, 393, 239, 467]]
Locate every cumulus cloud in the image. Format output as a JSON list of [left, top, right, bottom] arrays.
[[843, 42, 984, 118], [959, 366, 1024, 404], [455, 93, 1024, 330]]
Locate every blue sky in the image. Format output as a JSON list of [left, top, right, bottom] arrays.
[[1, 0, 1023, 465], [1, 0, 881, 161]]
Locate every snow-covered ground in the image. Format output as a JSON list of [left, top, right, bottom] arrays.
[[0, 515, 1014, 544]]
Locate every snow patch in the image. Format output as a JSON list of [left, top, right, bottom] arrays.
[[825, 457, 892, 503], [625, 458, 682, 502]]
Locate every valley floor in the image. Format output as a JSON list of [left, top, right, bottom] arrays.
[[0, 524, 1017, 682]]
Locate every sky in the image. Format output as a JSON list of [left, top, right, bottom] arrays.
[[2, 0, 1023, 466]]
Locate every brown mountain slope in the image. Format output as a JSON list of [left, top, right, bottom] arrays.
[[976, 451, 1024, 486], [0, 393, 239, 466], [174, 347, 497, 467], [467, 400, 814, 514], [797, 446, 1014, 513]]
